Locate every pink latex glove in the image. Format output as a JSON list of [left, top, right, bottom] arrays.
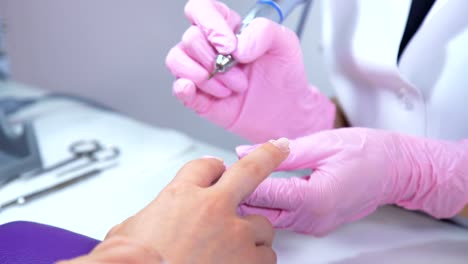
[[237, 128, 468, 236], [165, 0, 335, 143]]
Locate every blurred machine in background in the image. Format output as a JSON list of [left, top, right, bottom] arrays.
[[0, 17, 43, 189], [0, 17, 10, 80]]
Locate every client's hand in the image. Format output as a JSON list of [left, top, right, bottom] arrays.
[[62, 138, 290, 264]]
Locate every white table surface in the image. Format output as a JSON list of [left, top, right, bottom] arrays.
[[1, 82, 467, 263]]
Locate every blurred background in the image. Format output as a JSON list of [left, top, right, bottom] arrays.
[[0, 0, 333, 150]]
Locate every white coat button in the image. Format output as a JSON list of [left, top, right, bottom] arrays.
[[396, 87, 413, 110], [396, 87, 406, 99], [403, 98, 413, 110]]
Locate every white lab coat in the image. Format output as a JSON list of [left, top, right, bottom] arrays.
[[322, 0, 468, 142], [321, 0, 468, 224]]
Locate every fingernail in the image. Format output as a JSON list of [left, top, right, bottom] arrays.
[[202, 155, 224, 162], [173, 82, 185, 96], [270, 138, 290, 153]]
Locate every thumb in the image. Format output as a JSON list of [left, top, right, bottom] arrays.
[[232, 18, 302, 64], [242, 176, 308, 210], [242, 173, 341, 232], [236, 132, 344, 171]]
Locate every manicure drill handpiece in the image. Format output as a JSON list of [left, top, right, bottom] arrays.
[[208, 0, 308, 80]]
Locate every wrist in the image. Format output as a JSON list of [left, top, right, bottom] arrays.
[[330, 97, 349, 128], [389, 137, 468, 218]]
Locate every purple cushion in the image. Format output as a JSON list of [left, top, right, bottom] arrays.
[[0, 221, 100, 264]]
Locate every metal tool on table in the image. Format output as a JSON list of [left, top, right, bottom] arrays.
[[0, 163, 118, 212], [23, 140, 120, 178], [208, 0, 314, 80], [56, 140, 120, 176]]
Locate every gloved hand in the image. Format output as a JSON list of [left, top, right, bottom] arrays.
[[166, 0, 335, 143], [237, 128, 468, 236]]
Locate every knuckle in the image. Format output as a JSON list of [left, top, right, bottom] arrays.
[[239, 161, 264, 177], [254, 216, 275, 239], [273, 251, 278, 263], [184, 0, 210, 21], [260, 216, 274, 231], [172, 80, 184, 97], [165, 47, 180, 68], [187, 158, 222, 175], [104, 216, 134, 239], [247, 215, 273, 230], [199, 157, 222, 169], [164, 181, 190, 197], [105, 223, 122, 239], [199, 200, 223, 219], [199, 191, 229, 214], [268, 250, 278, 264], [255, 248, 277, 264], [181, 159, 206, 171], [213, 1, 240, 26], [208, 191, 230, 208], [183, 0, 196, 17], [213, 1, 230, 19], [232, 220, 251, 238], [182, 26, 203, 45]]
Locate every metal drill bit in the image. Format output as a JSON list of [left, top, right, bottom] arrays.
[[208, 69, 219, 80], [208, 54, 237, 80]]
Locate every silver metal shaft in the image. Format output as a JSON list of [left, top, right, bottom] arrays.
[[208, 0, 313, 80], [208, 1, 283, 80]]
